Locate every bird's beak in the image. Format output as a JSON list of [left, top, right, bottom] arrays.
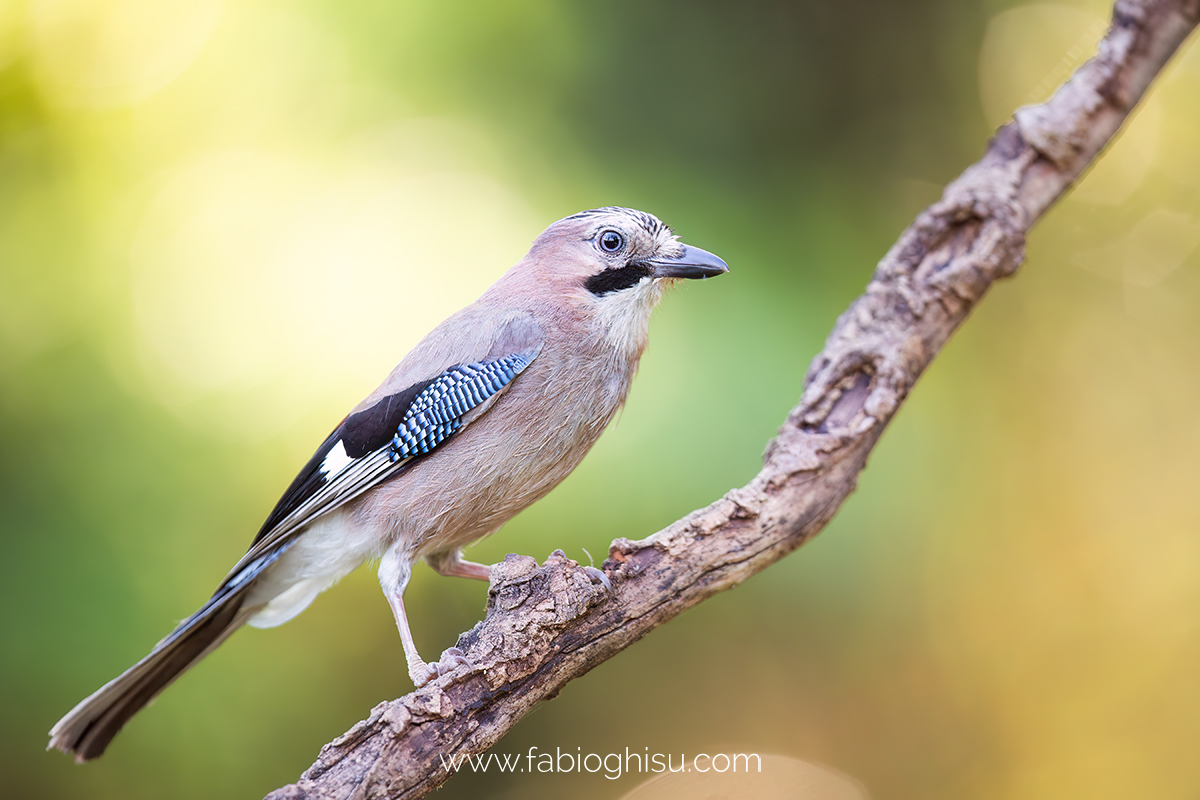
[[647, 244, 730, 280]]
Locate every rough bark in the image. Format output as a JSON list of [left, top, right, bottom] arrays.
[[267, 2, 1200, 797]]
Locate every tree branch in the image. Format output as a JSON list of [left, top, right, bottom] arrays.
[[267, 2, 1200, 797]]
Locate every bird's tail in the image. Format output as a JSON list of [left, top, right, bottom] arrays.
[[48, 586, 256, 762]]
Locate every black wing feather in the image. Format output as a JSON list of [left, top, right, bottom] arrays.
[[239, 355, 533, 562], [341, 378, 435, 458], [250, 378, 435, 546]]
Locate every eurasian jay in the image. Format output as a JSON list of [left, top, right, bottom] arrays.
[[49, 206, 728, 761]]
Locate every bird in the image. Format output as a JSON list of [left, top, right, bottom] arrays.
[[48, 206, 728, 762]]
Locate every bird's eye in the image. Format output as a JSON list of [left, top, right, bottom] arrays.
[[598, 230, 624, 253]]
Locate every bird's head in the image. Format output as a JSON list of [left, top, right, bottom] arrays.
[[540, 206, 729, 298], [489, 206, 729, 356]]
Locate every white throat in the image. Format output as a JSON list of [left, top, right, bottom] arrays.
[[591, 277, 666, 359]]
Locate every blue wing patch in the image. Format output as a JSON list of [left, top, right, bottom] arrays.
[[241, 352, 536, 557], [389, 355, 532, 461]]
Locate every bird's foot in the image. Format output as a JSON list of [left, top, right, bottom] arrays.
[[408, 646, 474, 687], [438, 646, 473, 673], [583, 565, 612, 593]]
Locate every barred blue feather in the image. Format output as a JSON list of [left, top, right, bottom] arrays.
[[390, 356, 533, 461], [243, 351, 536, 553]]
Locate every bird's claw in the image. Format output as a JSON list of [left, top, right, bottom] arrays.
[[407, 658, 438, 687], [439, 646, 473, 671], [408, 646, 474, 687], [583, 565, 612, 593]]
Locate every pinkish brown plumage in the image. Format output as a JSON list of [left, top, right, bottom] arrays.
[[49, 207, 728, 762]]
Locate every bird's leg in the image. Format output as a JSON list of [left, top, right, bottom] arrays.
[[388, 592, 438, 687], [379, 544, 470, 687], [426, 548, 492, 581]]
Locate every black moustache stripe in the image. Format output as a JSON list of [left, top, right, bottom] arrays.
[[585, 263, 653, 296]]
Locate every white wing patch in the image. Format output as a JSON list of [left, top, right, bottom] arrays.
[[221, 350, 540, 592], [320, 439, 354, 477]]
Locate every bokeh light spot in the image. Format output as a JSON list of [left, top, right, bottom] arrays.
[[29, 0, 223, 108], [129, 126, 537, 439]]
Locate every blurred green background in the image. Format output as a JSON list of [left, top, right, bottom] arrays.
[[4, 0, 1200, 798]]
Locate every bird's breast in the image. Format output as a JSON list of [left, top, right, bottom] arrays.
[[346, 340, 640, 557]]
